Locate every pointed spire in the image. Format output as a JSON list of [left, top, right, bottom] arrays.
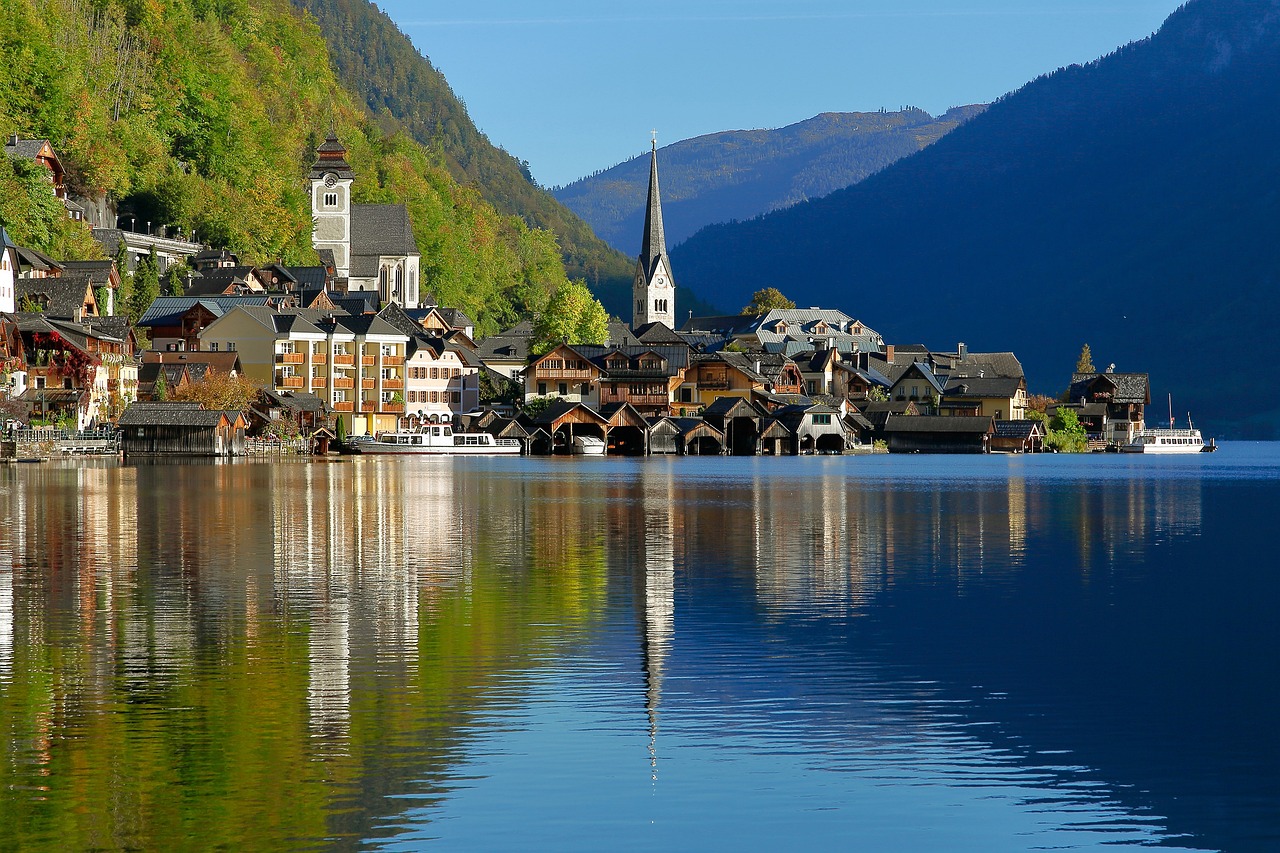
[[638, 141, 669, 283]]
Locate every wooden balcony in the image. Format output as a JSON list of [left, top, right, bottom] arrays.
[[382, 378, 403, 391], [275, 353, 304, 364], [361, 378, 376, 389], [699, 379, 730, 390], [361, 401, 377, 412], [333, 402, 354, 412], [277, 376, 305, 389], [333, 354, 355, 366], [536, 368, 593, 380], [603, 393, 669, 407], [361, 355, 376, 365], [383, 402, 405, 413], [382, 355, 404, 366], [311, 353, 327, 365], [332, 377, 354, 389]]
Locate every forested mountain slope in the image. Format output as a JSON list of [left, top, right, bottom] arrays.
[[0, 0, 576, 336], [672, 0, 1280, 436], [555, 107, 985, 254]]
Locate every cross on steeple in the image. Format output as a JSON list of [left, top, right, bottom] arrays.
[[651, 129, 658, 149]]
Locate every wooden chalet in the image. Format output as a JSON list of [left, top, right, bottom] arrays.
[[648, 416, 725, 455], [889, 361, 946, 414], [769, 403, 850, 455], [526, 343, 602, 406], [119, 402, 248, 457], [991, 419, 1045, 453], [702, 396, 768, 456], [599, 402, 651, 455], [531, 400, 610, 455], [1066, 371, 1150, 446]]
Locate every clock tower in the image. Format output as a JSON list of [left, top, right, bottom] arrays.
[[309, 130, 355, 278], [632, 138, 676, 330]]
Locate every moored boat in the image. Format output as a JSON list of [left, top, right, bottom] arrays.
[[1122, 428, 1212, 454], [571, 435, 606, 456], [355, 424, 521, 455]]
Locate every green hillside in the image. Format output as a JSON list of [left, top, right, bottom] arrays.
[[0, 0, 571, 336]]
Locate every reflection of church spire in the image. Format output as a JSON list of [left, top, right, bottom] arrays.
[[640, 473, 675, 780]]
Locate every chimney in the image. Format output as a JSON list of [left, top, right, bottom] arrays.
[[72, 307, 83, 324], [8, 134, 18, 146], [958, 342, 967, 361], [885, 344, 895, 362]]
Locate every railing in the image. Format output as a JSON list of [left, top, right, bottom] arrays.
[[331, 377, 354, 389], [9, 428, 115, 443], [361, 378, 376, 389], [382, 379, 403, 390], [383, 402, 405, 413], [333, 355, 355, 366], [537, 369, 593, 380], [361, 356, 376, 365], [244, 436, 308, 456], [276, 376, 304, 389], [311, 353, 327, 365], [382, 355, 404, 366], [699, 380, 730, 390], [332, 402, 354, 412], [275, 353, 304, 364], [602, 393, 669, 406], [361, 401, 377, 412]]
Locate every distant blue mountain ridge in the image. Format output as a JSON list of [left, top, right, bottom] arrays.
[[552, 107, 985, 256]]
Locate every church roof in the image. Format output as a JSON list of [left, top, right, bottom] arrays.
[[309, 131, 355, 180], [351, 204, 419, 260]]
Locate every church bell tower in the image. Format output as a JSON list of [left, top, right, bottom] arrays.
[[309, 130, 354, 278], [632, 137, 676, 330]]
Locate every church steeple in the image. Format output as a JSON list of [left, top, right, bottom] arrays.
[[632, 137, 675, 329]]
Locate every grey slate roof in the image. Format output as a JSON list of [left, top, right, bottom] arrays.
[[119, 402, 225, 427], [636, 146, 673, 288], [572, 344, 691, 378], [1068, 372, 1150, 405], [15, 275, 93, 318], [4, 137, 53, 162], [942, 375, 1024, 398], [993, 420, 1044, 439], [476, 321, 533, 363], [351, 204, 418, 258], [259, 389, 326, 413], [633, 321, 687, 345]]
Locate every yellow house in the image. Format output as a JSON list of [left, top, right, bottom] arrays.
[[939, 375, 1028, 420], [199, 307, 408, 435]]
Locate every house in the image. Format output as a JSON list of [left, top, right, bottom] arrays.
[[525, 343, 603, 406], [940, 374, 1028, 420], [588, 345, 691, 417], [119, 402, 247, 457], [15, 314, 139, 428], [0, 227, 18, 313], [198, 305, 408, 435], [4, 136, 70, 212], [402, 335, 479, 423], [598, 402, 651, 455], [184, 266, 268, 297], [137, 362, 193, 401], [677, 351, 804, 413], [475, 320, 533, 380], [991, 419, 1045, 453], [883, 414, 994, 454], [249, 389, 327, 436], [702, 396, 769, 456], [15, 275, 99, 318], [1065, 371, 1150, 446], [529, 400, 610, 455], [888, 361, 946, 414], [137, 295, 276, 352]]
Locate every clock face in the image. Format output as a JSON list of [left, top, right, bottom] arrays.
[[324, 173, 338, 188], [656, 276, 666, 287]]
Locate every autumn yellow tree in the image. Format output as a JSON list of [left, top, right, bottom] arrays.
[[170, 371, 260, 413]]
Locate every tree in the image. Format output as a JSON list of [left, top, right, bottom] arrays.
[[1046, 406, 1088, 452], [530, 281, 609, 353], [1076, 344, 1095, 374], [866, 386, 889, 403], [521, 396, 555, 418], [170, 370, 259, 412], [742, 287, 795, 314], [164, 263, 188, 297], [153, 370, 168, 401], [129, 247, 160, 322]]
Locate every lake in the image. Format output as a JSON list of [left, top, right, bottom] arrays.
[[1, 446, 1278, 851]]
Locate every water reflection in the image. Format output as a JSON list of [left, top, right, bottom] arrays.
[[0, 452, 1260, 853]]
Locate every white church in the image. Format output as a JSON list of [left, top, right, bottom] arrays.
[[309, 132, 421, 308]]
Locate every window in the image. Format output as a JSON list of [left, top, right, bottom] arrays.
[[538, 382, 547, 395], [812, 414, 832, 425], [679, 387, 692, 403], [227, 342, 235, 351], [324, 192, 337, 207], [580, 383, 590, 396], [209, 342, 219, 352], [451, 392, 461, 404], [558, 383, 568, 396], [381, 367, 396, 380]]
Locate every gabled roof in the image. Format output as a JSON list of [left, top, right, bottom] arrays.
[[141, 350, 243, 374], [531, 399, 609, 427], [351, 204, 418, 259], [287, 267, 330, 289], [1068, 372, 1150, 405], [993, 419, 1045, 439], [633, 321, 687, 345], [317, 312, 408, 339], [476, 320, 533, 363], [15, 275, 95, 319], [703, 395, 765, 421], [13, 245, 60, 272], [891, 360, 946, 396], [259, 389, 326, 413], [119, 402, 227, 427], [942, 375, 1024, 398], [330, 292, 379, 315]]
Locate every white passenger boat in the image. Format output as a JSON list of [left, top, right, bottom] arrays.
[[1122, 402, 1216, 454], [355, 424, 521, 455]]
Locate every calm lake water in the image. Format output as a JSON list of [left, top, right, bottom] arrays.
[[1, 446, 1278, 851]]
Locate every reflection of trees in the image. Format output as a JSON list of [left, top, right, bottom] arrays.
[[0, 458, 610, 850]]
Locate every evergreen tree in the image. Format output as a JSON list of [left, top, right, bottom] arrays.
[[153, 369, 168, 401], [1076, 344, 1095, 374], [129, 247, 160, 322]]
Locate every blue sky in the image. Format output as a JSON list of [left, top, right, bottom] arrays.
[[376, 0, 1177, 188]]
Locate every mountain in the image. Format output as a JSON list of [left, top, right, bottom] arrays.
[[554, 107, 985, 255], [289, 0, 716, 320], [671, 0, 1280, 437]]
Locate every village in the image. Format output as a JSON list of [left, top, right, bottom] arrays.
[[0, 132, 1153, 460]]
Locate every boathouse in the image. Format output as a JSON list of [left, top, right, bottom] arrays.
[[119, 402, 248, 457]]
